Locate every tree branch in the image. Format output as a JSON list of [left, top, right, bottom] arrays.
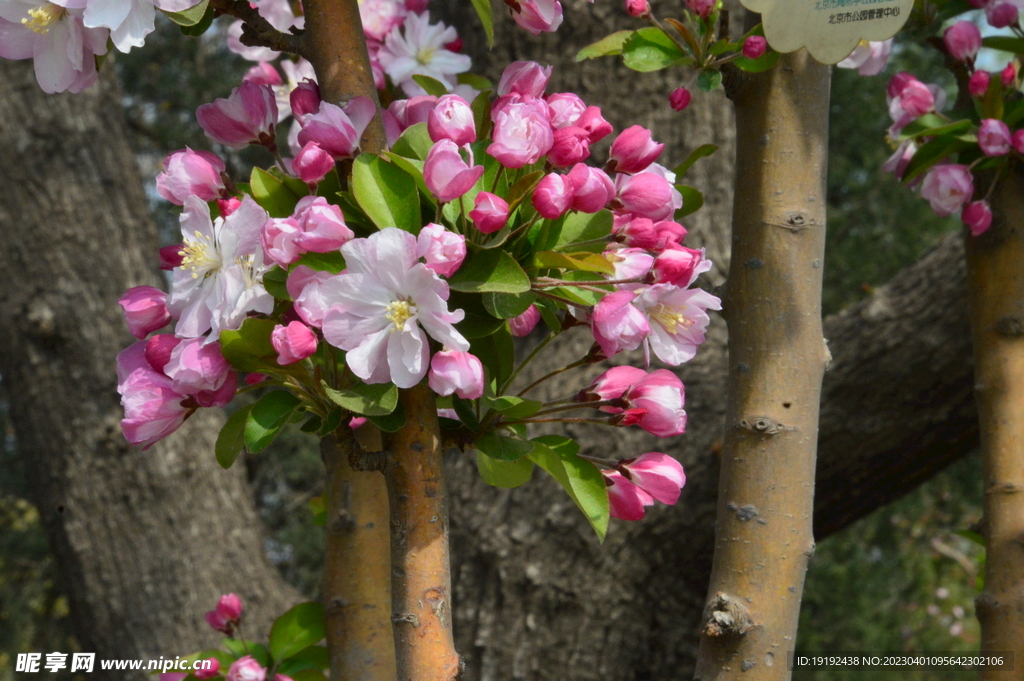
[[210, 0, 305, 56]]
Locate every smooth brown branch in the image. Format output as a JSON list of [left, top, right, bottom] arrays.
[[321, 432, 396, 681], [965, 171, 1024, 680], [209, 0, 305, 55], [384, 385, 462, 681]]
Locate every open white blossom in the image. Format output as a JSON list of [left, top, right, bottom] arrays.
[[378, 12, 470, 96]]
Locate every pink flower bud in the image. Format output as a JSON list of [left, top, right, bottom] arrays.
[[197, 81, 278, 149], [470, 192, 510, 233], [391, 95, 438, 128], [272, 321, 318, 365], [117, 354, 191, 450], [651, 247, 709, 287], [297, 97, 376, 159], [546, 92, 586, 129], [943, 21, 982, 62], [609, 125, 664, 174], [218, 197, 243, 217], [619, 452, 686, 504], [350, 415, 367, 429], [145, 334, 180, 374], [614, 172, 677, 221], [742, 35, 767, 59], [548, 126, 591, 167], [987, 0, 1019, 27], [293, 196, 353, 252], [417, 223, 467, 277], [509, 305, 541, 337], [962, 200, 993, 237], [668, 87, 692, 111], [428, 350, 485, 399], [288, 266, 335, 328], [488, 99, 553, 168], [591, 290, 649, 358], [119, 286, 172, 339], [607, 370, 686, 437], [510, 0, 564, 35], [575, 106, 613, 143], [979, 119, 1012, 156], [1003, 63, 1017, 87], [227, 656, 266, 681], [893, 77, 935, 118], [921, 164, 974, 217], [604, 471, 652, 520], [685, 0, 714, 17], [605, 246, 654, 280], [625, 0, 649, 16], [290, 79, 321, 119], [293, 141, 336, 185], [194, 659, 221, 680], [217, 593, 243, 620], [428, 94, 477, 147], [533, 172, 577, 219], [497, 61, 553, 97], [1013, 129, 1024, 154], [969, 70, 990, 97], [163, 339, 235, 407], [243, 62, 283, 86], [159, 244, 185, 271], [612, 215, 688, 251], [424, 139, 485, 202], [446, 37, 463, 51], [567, 164, 615, 213], [245, 372, 268, 385], [882, 140, 917, 180], [262, 217, 303, 268], [581, 365, 647, 401], [156, 148, 226, 205]]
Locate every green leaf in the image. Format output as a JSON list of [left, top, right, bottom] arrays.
[[161, 0, 208, 26], [220, 318, 278, 372], [367, 401, 407, 432], [982, 36, 1024, 55], [294, 251, 347, 274], [471, 90, 494, 141], [449, 249, 531, 293], [474, 431, 537, 460], [696, 69, 723, 92], [476, 451, 534, 488], [543, 209, 613, 253], [471, 324, 515, 388], [287, 644, 329, 671], [269, 602, 326, 663], [898, 117, 972, 141], [675, 185, 704, 219], [245, 391, 302, 454], [504, 170, 544, 213], [576, 30, 635, 61], [529, 436, 609, 540], [458, 73, 493, 90], [468, 0, 494, 46], [179, 1, 214, 35], [452, 396, 480, 429], [291, 671, 329, 681], [391, 122, 435, 162], [734, 49, 779, 73], [308, 494, 327, 526], [323, 382, 399, 416], [412, 74, 449, 97], [352, 154, 421, 233], [535, 299, 563, 333], [263, 266, 291, 300], [216, 405, 253, 469], [672, 144, 718, 178], [622, 27, 687, 72], [954, 529, 985, 547], [534, 250, 614, 274], [901, 135, 971, 184], [708, 39, 737, 56], [222, 640, 269, 665], [251, 167, 303, 218], [488, 395, 543, 419], [483, 291, 536, 319]]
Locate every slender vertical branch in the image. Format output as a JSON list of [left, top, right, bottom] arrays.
[[321, 432, 397, 681], [302, 0, 387, 152], [385, 384, 462, 681], [966, 170, 1024, 680], [694, 46, 831, 681]]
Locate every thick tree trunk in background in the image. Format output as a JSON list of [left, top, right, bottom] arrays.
[[0, 61, 299, 677], [435, 3, 979, 679]]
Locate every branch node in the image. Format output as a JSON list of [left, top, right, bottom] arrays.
[[392, 613, 420, 627], [726, 502, 760, 522], [736, 416, 793, 435], [701, 592, 755, 638], [994, 315, 1024, 337]]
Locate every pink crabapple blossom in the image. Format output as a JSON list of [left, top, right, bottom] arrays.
[[427, 94, 476, 147], [625, 0, 649, 17], [920, 164, 974, 217], [497, 61, 552, 97], [836, 39, 892, 76], [979, 119, 1012, 156], [196, 80, 278, 149], [668, 87, 692, 111], [297, 96, 376, 159], [591, 290, 650, 358], [118, 286, 172, 339], [943, 21, 982, 62], [533, 172, 577, 219], [292, 141, 336, 185], [488, 97, 554, 168], [969, 70, 990, 97], [962, 200, 993, 236], [470, 192, 510, 233], [1002, 63, 1017, 86], [604, 471, 652, 520], [155, 148, 226, 205], [608, 126, 664, 174], [568, 164, 616, 213], [428, 349, 485, 399], [226, 657, 266, 681], [194, 660, 220, 680], [1013, 129, 1024, 154], [424, 139, 485, 202], [633, 283, 721, 365], [417, 223, 466, 277], [509, 305, 541, 337], [619, 452, 686, 504], [508, 0, 563, 35], [272, 321, 319, 365], [378, 12, 471, 95], [742, 35, 767, 59]]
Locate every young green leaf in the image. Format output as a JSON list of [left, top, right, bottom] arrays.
[[179, 2, 215, 35], [534, 250, 614, 274], [901, 135, 971, 184], [468, 0, 494, 46], [322, 382, 399, 416], [352, 154, 421, 233], [216, 404, 253, 469], [411, 74, 449, 97], [671, 144, 718, 178], [476, 451, 534, 487], [734, 50, 779, 73], [575, 30, 635, 61], [674, 185, 704, 219], [245, 391, 302, 453], [367, 401, 407, 432], [220, 318, 278, 372], [448, 249, 531, 293], [529, 435, 609, 541], [161, 0, 209, 26], [483, 291, 537, 319], [294, 251, 346, 274], [263, 266, 291, 301], [474, 431, 538, 460], [982, 36, 1024, 55], [696, 69, 723, 92], [488, 395, 543, 419], [269, 602, 326, 663], [622, 27, 687, 72], [251, 167, 303, 218]]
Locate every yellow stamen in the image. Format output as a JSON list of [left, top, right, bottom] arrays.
[[649, 304, 694, 335], [21, 4, 65, 34], [415, 47, 436, 65], [385, 299, 415, 330], [179, 230, 220, 279]]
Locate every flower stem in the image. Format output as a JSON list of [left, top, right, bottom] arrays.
[[517, 358, 589, 397]]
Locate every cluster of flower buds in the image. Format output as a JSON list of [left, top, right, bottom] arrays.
[[879, 22, 1023, 237], [603, 452, 686, 520]]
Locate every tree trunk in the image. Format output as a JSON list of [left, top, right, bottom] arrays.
[[0, 61, 299, 675], [967, 171, 1024, 679], [694, 49, 830, 680]]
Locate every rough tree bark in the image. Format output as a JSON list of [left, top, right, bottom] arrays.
[[695, 49, 830, 680], [967, 171, 1024, 679], [0, 61, 300, 677]]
